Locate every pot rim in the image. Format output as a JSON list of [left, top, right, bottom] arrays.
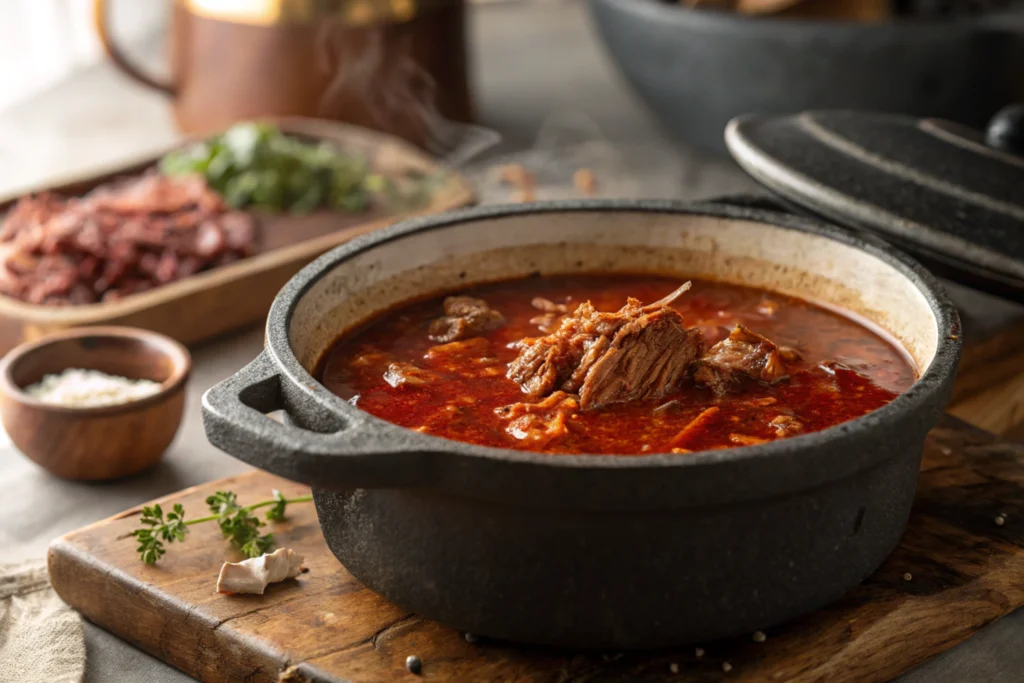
[[593, 0, 1020, 32], [261, 199, 961, 477]]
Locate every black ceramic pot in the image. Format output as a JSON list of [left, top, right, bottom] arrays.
[[202, 200, 961, 648], [587, 0, 1024, 153]]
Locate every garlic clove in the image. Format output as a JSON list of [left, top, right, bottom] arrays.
[[216, 548, 304, 595]]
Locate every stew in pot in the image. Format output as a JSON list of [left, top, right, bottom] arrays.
[[317, 275, 916, 455]]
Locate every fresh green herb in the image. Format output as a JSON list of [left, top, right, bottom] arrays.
[[265, 489, 289, 522], [129, 489, 313, 565], [132, 503, 187, 565], [159, 122, 395, 214]]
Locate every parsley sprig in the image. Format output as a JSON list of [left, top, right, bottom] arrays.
[[130, 489, 313, 565], [159, 122, 391, 214]]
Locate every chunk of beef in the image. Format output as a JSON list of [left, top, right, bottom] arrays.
[[427, 296, 505, 343], [383, 362, 436, 388], [507, 282, 703, 410], [495, 391, 578, 448], [578, 307, 704, 410], [693, 324, 789, 396], [529, 296, 570, 332]]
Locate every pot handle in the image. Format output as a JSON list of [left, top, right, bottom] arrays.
[[92, 0, 176, 96], [202, 351, 429, 488]]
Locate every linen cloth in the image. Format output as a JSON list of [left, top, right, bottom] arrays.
[[0, 561, 85, 683]]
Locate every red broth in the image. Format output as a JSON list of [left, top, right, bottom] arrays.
[[317, 276, 917, 455]]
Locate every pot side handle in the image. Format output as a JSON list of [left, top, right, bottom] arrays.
[[202, 351, 429, 489]]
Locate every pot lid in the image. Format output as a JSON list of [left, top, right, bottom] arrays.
[[725, 108, 1024, 303]]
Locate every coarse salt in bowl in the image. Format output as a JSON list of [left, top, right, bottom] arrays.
[[25, 369, 163, 408], [0, 326, 191, 480]]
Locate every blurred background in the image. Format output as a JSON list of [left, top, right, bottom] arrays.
[[4, 0, 1023, 200], [0, 1, 165, 112]]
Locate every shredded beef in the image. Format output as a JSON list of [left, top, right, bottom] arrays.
[[0, 173, 256, 306], [529, 296, 570, 332], [428, 296, 505, 343], [507, 282, 703, 410], [424, 337, 505, 379], [531, 297, 568, 313], [495, 391, 578, 448], [425, 336, 491, 360], [693, 324, 789, 395], [578, 307, 705, 410]]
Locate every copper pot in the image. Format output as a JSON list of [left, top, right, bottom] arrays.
[[93, 0, 474, 148]]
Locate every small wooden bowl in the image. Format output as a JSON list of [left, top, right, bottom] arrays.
[[0, 326, 191, 481]]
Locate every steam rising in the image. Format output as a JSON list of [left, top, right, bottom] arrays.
[[309, 20, 743, 202], [471, 109, 692, 203], [315, 21, 499, 169]]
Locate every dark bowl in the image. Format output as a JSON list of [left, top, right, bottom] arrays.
[[587, 0, 1024, 153], [202, 200, 961, 648]]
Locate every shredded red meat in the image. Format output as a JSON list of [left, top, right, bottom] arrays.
[[495, 391, 579, 448], [507, 282, 704, 410], [0, 173, 257, 305]]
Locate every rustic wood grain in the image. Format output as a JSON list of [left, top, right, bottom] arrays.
[[941, 283, 1024, 437], [0, 118, 475, 355], [47, 417, 1024, 683], [950, 369, 1024, 438], [950, 324, 1024, 409]]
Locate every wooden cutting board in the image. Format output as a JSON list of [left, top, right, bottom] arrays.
[[917, 282, 1024, 437], [948, 288, 1024, 437], [47, 417, 1024, 683]]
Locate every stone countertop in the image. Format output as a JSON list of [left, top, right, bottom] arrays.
[[0, 1, 1019, 681]]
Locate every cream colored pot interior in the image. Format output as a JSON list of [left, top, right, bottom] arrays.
[[289, 211, 938, 376]]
